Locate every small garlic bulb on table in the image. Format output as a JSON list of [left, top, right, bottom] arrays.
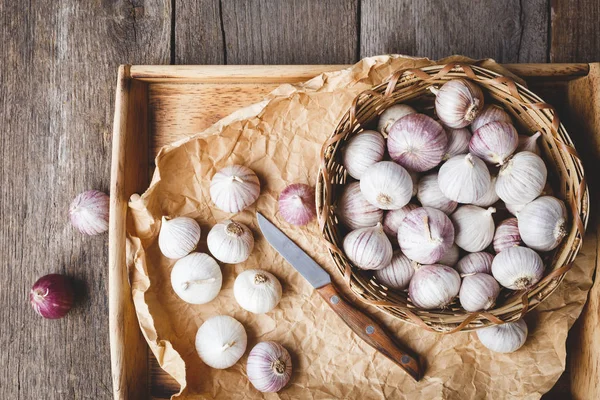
[[195, 315, 247, 369], [69, 190, 110, 235], [278, 183, 316, 226], [234, 269, 282, 314], [409, 264, 461, 309], [159, 216, 201, 259], [359, 161, 413, 210], [451, 205, 496, 252], [207, 220, 254, 264], [377, 104, 416, 136], [432, 79, 484, 128], [170, 252, 222, 304], [492, 246, 544, 290], [336, 182, 383, 230], [495, 151, 547, 205], [343, 223, 393, 270], [342, 130, 385, 179], [438, 153, 491, 203], [398, 207, 455, 264], [517, 196, 568, 251], [476, 319, 528, 353], [247, 341, 292, 393], [210, 165, 260, 213]]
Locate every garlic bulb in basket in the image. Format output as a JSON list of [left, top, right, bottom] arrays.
[[337, 182, 383, 230], [469, 122, 518, 165], [409, 171, 420, 197], [195, 315, 247, 369], [517, 132, 542, 155], [210, 165, 260, 213], [398, 207, 455, 264], [409, 264, 461, 309], [433, 79, 484, 128], [387, 114, 448, 172], [491, 246, 544, 290], [476, 319, 528, 353], [374, 250, 416, 290], [342, 130, 385, 179], [360, 161, 413, 210], [443, 128, 471, 160], [417, 172, 457, 215], [247, 341, 293, 392], [343, 223, 393, 270], [234, 269, 282, 314], [471, 104, 512, 132], [456, 252, 494, 275], [451, 205, 496, 252], [382, 203, 419, 241], [505, 202, 526, 216], [207, 220, 254, 264], [459, 273, 500, 312], [495, 151, 547, 205], [493, 218, 522, 253], [171, 253, 222, 304], [472, 175, 500, 207], [159, 216, 202, 259], [377, 104, 416, 136], [278, 183, 316, 226], [517, 196, 567, 251], [438, 243, 460, 267], [438, 154, 491, 203]]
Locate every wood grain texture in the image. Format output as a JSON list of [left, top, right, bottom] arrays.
[[174, 0, 224, 64], [551, 0, 600, 62]]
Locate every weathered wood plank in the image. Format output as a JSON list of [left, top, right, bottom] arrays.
[[174, 0, 225, 64], [550, 0, 600, 62]]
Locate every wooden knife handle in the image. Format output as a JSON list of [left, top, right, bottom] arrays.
[[316, 283, 422, 381]]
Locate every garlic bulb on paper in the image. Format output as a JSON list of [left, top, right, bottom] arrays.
[[374, 251, 416, 290], [343, 223, 393, 270], [492, 246, 544, 289], [438, 154, 491, 203], [247, 342, 292, 392], [337, 182, 383, 230], [377, 104, 416, 135], [360, 161, 413, 210], [471, 104, 512, 132], [171, 253, 222, 304], [69, 190, 110, 235], [210, 165, 260, 213], [451, 205, 496, 252], [456, 252, 494, 275], [417, 172, 458, 215], [493, 218, 522, 253], [459, 273, 500, 312], [476, 319, 528, 353], [195, 315, 247, 369], [443, 128, 472, 160], [159, 216, 202, 259], [438, 243, 460, 267], [505, 202, 526, 216], [518, 196, 567, 251], [207, 220, 254, 264], [342, 130, 385, 179], [433, 79, 484, 128], [495, 151, 547, 205], [387, 114, 448, 172], [409, 264, 461, 309], [398, 207, 455, 264], [517, 132, 542, 155], [278, 183, 316, 226], [234, 269, 282, 314], [382, 203, 419, 241], [472, 175, 500, 207], [469, 122, 518, 165]]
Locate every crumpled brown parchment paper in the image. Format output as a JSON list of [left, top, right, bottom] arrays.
[[126, 55, 597, 399]]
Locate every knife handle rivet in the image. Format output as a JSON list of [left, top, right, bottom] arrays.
[[366, 325, 375, 335], [330, 295, 340, 304], [401, 355, 410, 364]]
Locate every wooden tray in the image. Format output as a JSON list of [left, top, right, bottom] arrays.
[[109, 63, 600, 400]]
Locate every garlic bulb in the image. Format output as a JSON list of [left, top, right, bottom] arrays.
[[492, 246, 544, 289], [472, 175, 500, 207], [207, 220, 254, 264], [438, 154, 491, 203], [342, 130, 385, 179], [387, 114, 448, 172], [336, 182, 383, 230], [417, 172, 457, 215], [451, 205, 496, 252], [195, 315, 247, 369], [518, 196, 567, 251], [382, 203, 419, 241], [409, 171, 420, 197], [469, 122, 518, 165], [433, 79, 484, 128], [438, 243, 460, 267], [234, 269, 282, 314], [476, 319, 528, 353], [374, 251, 416, 290], [278, 183, 316, 226], [505, 202, 526, 216], [495, 151, 547, 205], [360, 161, 413, 210], [493, 218, 522, 253], [210, 165, 260, 213], [459, 273, 500, 312], [443, 128, 472, 160], [456, 252, 494, 275], [398, 207, 455, 264], [409, 264, 461, 309], [377, 104, 417, 135], [69, 190, 110, 235], [517, 132, 542, 155], [247, 342, 292, 392], [159, 216, 202, 259], [343, 223, 393, 270], [171, 253, 222, 304], [471, 104, 512, 132]]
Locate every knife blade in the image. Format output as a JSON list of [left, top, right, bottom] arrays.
[[257, 212, 422, 381]]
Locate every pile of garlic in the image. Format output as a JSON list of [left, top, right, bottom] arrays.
[[339, 79, 569, 353]]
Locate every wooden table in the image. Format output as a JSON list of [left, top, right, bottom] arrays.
[[1, 1, 598, 398]]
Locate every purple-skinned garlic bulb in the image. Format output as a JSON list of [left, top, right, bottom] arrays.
[[69, 190, 110, 235]]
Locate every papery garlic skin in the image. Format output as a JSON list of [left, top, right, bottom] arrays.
[[171, 253, 222, 304], [438, 154, 491, 203], [210, 165, 260, 213], [360, 161, 413, 210], [443, 128, 472, 160], [434, 79, 484, 128], [518, 196, 568, 251], [343, 223, 393, 270], [159, 216, 202, 259], [247, 341, 293, 393], [438, 243, 460, 267], [417, 172, 458, 215], [388, 114, 448, 172], [452, 206, 496, 252], [505, 202, 526, 216], [337, 182, 383, 230], [234, 269, 282, 314], [409, 171, 420, 197], [459, 273, 500, 312], [493, 218, 522, 253], [69, 190, 110, 235], [398, 207, 455, 264], [472, 175, 500, 207], [195, 315, 247, 369], [456, 252, 494, 275], [207, 220, 254, 264], [492, 246, 544, 290], [374, 251, 416, 290], [343, 130, 385, 179], [470, 122, 518, 165], [378, 104, 417, 136], [495, 151, 547, 205], [471, 104, 513, 132], [409, 264, 461, 309], [476, 319, 528, 353], [382, 203, 419, 241], [278, 183, 316, 226], [517, 132, 542, 155]]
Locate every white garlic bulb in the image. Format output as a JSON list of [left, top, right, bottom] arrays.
[[517, 132, 542, 155], [278, 183, 316, 226], [492, 246, 544, 289], [493, 218, 522, 253], [210, 165, 260, 213], [195, 315, 247, 369], [342, 130, 385, 179], [471, 104, 512, 132], [495, 151, 547, 205], [360, 161, 413, 210], [69, 190, 110, 235], [409, 171, 420, 197], [409, 264, 461, 309], [207, 220, 254, 264], [459, 273, 500, 312], [472, 175, 500, 207], [374, 250, 416, 290], [469, 122, 518, 165], [159, 216, 202, 259], [505, 202, 526, 216], [377, 104, 417, 135], [433, 79, 484, 128], [234, 269, 282, 314], [451, 205, 496, 252], [517, 196, 567, 251], [398, 207, 455, 264], [171, 253, 222, 304], [443, 128, 472, 160], [337, 182, 383, 230], [438, 243, 460, 267], [438, 154, 491, 203], [456, 252, 494, 275], [476, 319, 528, 353], [387, 114, 448, 172], [417, 172, 457, 215], [382, 203, 419, 241], [343, 223, 393, 270]]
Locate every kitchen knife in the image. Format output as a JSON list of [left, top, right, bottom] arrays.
[[256, 212, 421, 381]]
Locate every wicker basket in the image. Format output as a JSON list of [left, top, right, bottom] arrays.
[[316, 63, 589, 333]]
